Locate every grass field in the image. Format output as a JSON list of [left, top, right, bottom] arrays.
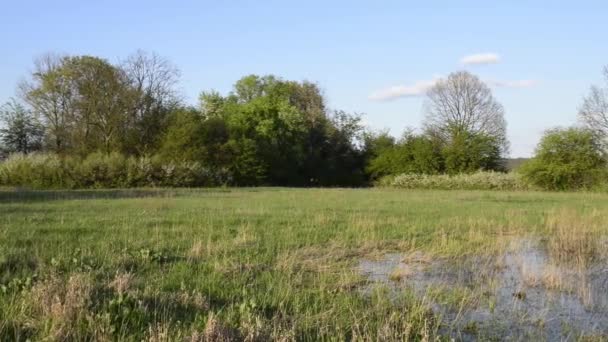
[[1, 188, 607, 341]]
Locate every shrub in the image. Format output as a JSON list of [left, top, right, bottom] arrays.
[[77, 152, 128, 188], [0, 153, 73, 188], [519, 128, 607, 190], [366, 133, 443, 180], [383, 171, 528, 191], [0, 152, 230, 189]]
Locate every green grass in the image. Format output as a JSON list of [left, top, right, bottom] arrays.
[[1, 188, 607, 341]]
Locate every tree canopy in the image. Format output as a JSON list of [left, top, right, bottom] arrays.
[[1, 53, 519, 187]]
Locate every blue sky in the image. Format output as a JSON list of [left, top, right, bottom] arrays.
[[1, 0, 607, 157]]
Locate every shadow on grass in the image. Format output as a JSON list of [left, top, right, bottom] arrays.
[[0, 188, 237, 203]]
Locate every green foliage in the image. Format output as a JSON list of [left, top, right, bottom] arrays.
[[0, 153, 226, 189], [77, 152, 129, 188], [159, 107, 207, 161], [442, 131, 504, 174], [192, 75, 367, 186], [520, 127, 608, 190], [0, 99, 44, 154], [367, 129, 505, 180], [0, 153, 73, 188], [383, 171, 528, 191], [366, 132, 443, 179], [13, 51, 522, 187]]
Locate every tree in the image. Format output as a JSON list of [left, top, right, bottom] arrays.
[[520, 127, 607, 190], [121, 51, 181, 153], [423, 71, 509, 155], [366, 130, 443, 179], [319, 110, 366, 186], [199, 90, 226, 118], [0, 99, 44, 154], [159, 107, 207, 161], [19, 53, 74, 152], [579, 66, 608, 145], [20, 54, 134, 154], [63, 56, 133, 153]]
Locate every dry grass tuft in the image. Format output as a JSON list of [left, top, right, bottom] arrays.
[[545, 209, 602, 267], [188, 240, 207, 261], [203, 314, 240, 342], [146, 323, 172, 342], [240, 314, 269, 342], [389, 265, 413, 282], [541, 264, 564, 290], [108, 272, 134, 296], [30, 273, 93, 340], [176, 289, 209, 312]]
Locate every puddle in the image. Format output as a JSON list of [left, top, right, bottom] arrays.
[[358, 240, 608, 340]]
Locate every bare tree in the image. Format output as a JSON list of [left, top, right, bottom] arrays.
[[423, 71, 508, 152], [121, 50, 181, 153], [579, 66, 608, 141]]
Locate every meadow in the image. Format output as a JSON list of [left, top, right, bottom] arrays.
[[0, 188, 607, 341]]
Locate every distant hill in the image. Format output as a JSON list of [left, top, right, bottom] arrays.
[[504, 158, 529, 171]]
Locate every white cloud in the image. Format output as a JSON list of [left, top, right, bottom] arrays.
[[487, 79, 538, 88], [460, 53, 500, 65], [368, 79, 439, 101], [369, 76, 537, 101]]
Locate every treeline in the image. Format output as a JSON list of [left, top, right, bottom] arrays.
[[0, 52, 510, 188], [1, 52, 607, 190], [0, 52, 369, 186]]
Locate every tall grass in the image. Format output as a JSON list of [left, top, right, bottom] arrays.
[[1, 188, 607, 340]]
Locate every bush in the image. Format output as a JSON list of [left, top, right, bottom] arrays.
[[382, 171, 528, 191], [366, 133, 443, 180], [0, 152, 230, 189], [519, 128, 607, 190], [77, 152, 129, 188], [0, 153, 73, 188]]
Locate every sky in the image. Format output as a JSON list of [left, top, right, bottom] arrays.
[[1, 0, 607, 157]]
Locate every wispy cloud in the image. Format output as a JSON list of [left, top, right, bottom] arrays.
[[460, 53, 500, 65], [368, 79, 439, 101], [487, 79, 538, 88], [369, 76, 537, 101]]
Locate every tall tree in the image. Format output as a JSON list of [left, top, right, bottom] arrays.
[[19, 53, 74, 152], [0, 99, 44, 154], [121, 50, 181, 153], [63, 56, 133, 153], [423, 71, 509, 155], [579, 66, 608, 144], [22, 54, 135, 154]]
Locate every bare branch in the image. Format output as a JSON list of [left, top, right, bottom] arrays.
[[423, 71, 508, 153]]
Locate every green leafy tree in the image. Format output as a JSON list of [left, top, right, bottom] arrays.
[[63, 56, 134, 153], [21, 54, 134, 154], [442, 130, 503, 174], [159, 107, 207, 161], [520, 127, 607, 190], [366, 131, 443, 179], [0, 99, 44, 154], [20, 54, 74, 152]]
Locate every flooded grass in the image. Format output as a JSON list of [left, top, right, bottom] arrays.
[[1, 188, 608, 340], [359, 238, 608, 340]]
